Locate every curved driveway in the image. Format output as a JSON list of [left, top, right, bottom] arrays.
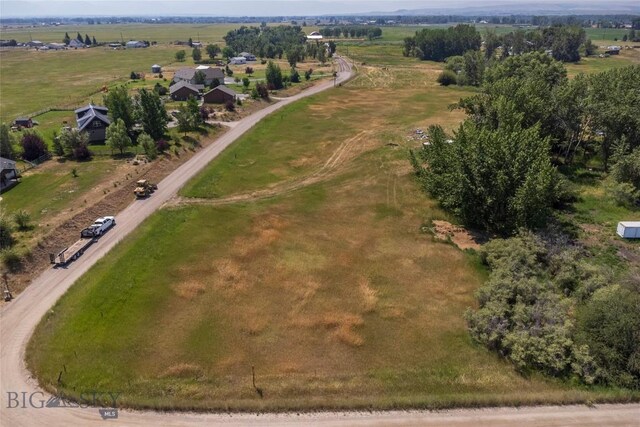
[[1, 56, 639, 426]]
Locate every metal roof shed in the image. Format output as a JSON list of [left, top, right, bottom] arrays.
[[617, 221, 640, 239]]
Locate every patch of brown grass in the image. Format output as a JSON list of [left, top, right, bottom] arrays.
[[161, 363, 203, 379], [172, 280, 206, 299]]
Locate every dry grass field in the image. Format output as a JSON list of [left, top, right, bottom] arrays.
[[27, 52, 640, 411]]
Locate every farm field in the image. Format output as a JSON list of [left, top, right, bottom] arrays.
[[27, 41, 640, 411]]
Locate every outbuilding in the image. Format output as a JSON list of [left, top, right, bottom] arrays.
[[151, 64, 162, 73], [203, 85, 237, 104], [229, 56, 247, 65], [617, 221, 640, 239], [14, 117, 33, 128], [0, 156, 20, 191]]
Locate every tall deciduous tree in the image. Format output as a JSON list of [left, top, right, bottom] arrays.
[[104, 85, 135, 132], [137, 89, 168, 140], [206, 44, 221, 59], [175, 50, 186, 62], [192, 47, 202, 61], [0, 123, 16, 159], [105, 118, 132, 155], [414, 114, 558, 234]]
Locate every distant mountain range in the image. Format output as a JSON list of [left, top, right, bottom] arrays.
[[1, 1, 639, 18]]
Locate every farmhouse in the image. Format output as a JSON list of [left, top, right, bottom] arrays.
[[170, 81, 201, 101], [203, 85, 237, 104], [13, 117, 33, 128], [75, 104, 110, 143], [173, 66, 224, 86], [0, 157, 20, 191], [230, 56, 247, 65], [68, 39, 85, 48], [126, 40, 146, 48], [239, 52, 257, 61]]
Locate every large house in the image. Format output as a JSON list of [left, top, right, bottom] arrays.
[[75, 104, 111, 143], [173, 66, 225, 86], [170, 81, 202, 101], [203, 85, 237, 104]]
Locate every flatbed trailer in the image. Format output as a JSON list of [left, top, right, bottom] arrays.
[[50, 236, 95, 266]]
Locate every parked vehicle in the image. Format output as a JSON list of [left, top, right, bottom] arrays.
[[134, 179, 158, 199], [50, 216, 116, 266]]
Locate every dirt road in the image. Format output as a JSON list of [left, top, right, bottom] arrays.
[[1, 56, 638, 425]]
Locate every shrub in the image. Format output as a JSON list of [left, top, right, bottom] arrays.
[[13, 210, 31, 231], [0, 214, 14, 248], [245, 66, 254, 75], [20, 131, 48, 161], [138, 132, 157, 160], [155, 139, 170, 152], [290, 68, 301, 83], [1, 247, 22, 273], [224, 99, 236, 112], [576, 285, 640, 388], [72, 144, 92, 160], [199, 106, 210, 121], [254, 82, 270, 100], [608, 181, 640, 208], [154, 83, 168, 96], [437, 70, 457, 86]]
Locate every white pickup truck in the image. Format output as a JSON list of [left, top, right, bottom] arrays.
[[84, 216, 116, 237], [50, 216, 116, 266]]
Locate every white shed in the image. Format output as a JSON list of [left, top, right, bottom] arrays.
[[617, 221, 640, 239]]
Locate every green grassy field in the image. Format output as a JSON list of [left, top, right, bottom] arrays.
[[0, 23, 301, 45], [0, 159, 116, 225], [27, 45, 640, 411], [0, 46, 184, 121]]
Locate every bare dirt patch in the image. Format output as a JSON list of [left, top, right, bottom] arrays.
[[431, 220, 486, 250]]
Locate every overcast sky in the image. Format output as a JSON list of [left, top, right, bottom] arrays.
[[2, 1, 638, 18]]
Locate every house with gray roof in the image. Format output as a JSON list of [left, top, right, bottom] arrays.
[[170, 81, 201, 101], [68, 39, 85, 49], [203, 85, 237, 104], [75, 104, 110, 143], [173, 66, 224, 86]]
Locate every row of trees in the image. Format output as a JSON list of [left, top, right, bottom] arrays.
[[104, 86, 168, 141], [403, 24, 482, 62], [315, 26, 382, 40], [414, 53, 640, 234], [63, 31, 97, 46], [223, 25, 307, 60]]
